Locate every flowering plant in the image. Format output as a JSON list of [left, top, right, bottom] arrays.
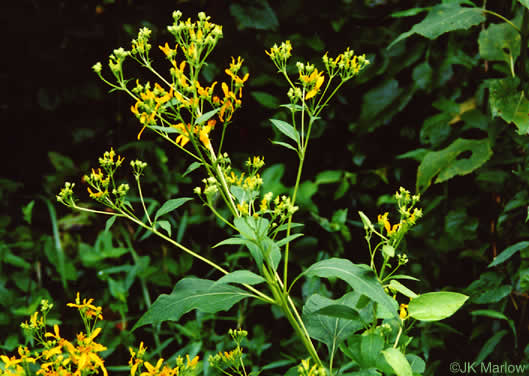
[[53, 10, 468, 375]]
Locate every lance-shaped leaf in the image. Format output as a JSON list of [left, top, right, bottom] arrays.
[[302, 258, 398, 319], [154, 198, 193, 221], [416, 138, 492, 193], [132, 278, 252, 330], [302, 293, 364, 355]]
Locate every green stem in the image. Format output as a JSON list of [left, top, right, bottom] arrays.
[[135, 176, 152, 226], [482, 9, 521, 33]]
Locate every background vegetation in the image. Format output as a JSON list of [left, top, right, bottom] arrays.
[[4, 0, 529, 374]]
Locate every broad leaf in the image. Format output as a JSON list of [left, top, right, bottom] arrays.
[[133, 278, 252, 330], [488, 78, 529, 134], [303, 293, 363, 355], [519, 0, 529, 10], [382, 348, 413, 376], [155, 198, 193, 221], [408, 291, 468, 321], [478, 22, 521, 63], [474, 330, 508, 364], [489, 241, 529, 267], [388, 2, 485, 49], [416, 138, 492, 193], [302, 258, 398, 319], [156, 220, 171, 236]]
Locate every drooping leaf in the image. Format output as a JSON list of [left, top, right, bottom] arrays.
[[388, 2, 485, 49], [473, 285, 512, 304], [488, 241, 529, 267], [408, 291, 468, 321], [156, 220, 171, 237], [416, 138, 492, 193], [303, 293, 363, 355], [382, 348, 413, 376], [302, 258, 398, 319], [154, 198, 193, 221], [488, 78, 529, 134], [133, 278, 252, 330]]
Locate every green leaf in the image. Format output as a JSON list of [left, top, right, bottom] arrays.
[[194, 108, 220, 125], [229, 0, 279, 31], [156, 220, 171, 237], [315, 170, 343, 184], [104, 216, 117, 233], [489, 241, 529, 267], [215, 270, 266, 286], [408, 291, 468, 321], [303, 293, 363, 354], [270, 119, 300, 144], [391, 7, 430, 18], [275, 233, 304, 248], [270, 140, 298, 153], [488, 78, 529, 134], [358, 211, 374, 232], [474, 330, 508, 364], [519, 0, 529, 10], [478, 22, 521, 63], [133, 278, 252, 330], [388, 2, 485, 49], [251, 91, 280, 109], [22, 200, 35, 224], [382, 348, 413, 376], [182, 162, 202, 177], [416, 138, 492, 193], [154, 198, 193, 221], [302, 258, 398, 319], [473, 285, 512, 304], [388, 280, 418, 299]]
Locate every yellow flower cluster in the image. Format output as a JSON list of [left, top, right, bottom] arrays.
[[297, 62, 325, 100], [131, 82, 174, 139], [81, 148, 129, 206], [171, 119, 217, 149], [322, 48, 370, 80], [129, 343, 199, 376], [297, 358, 327, 376], [1, 296, 108, 376]]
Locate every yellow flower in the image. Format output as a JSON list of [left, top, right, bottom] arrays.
[[141, 358, 164, 376], [377, 212, 399, 236], [172, 123, 191, 147], [399, 303, 408, 319], [186, 354, 199, 368], [302, 69, 325, 100]]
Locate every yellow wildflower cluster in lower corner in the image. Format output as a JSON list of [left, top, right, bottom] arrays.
[[0, 295, 108, 376], [129, 343, 199, 376]]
